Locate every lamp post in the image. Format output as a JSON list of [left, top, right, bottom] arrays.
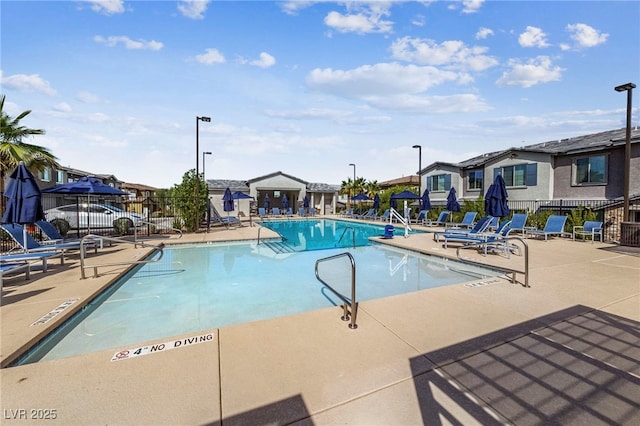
[[614, 82, 635, 222], [412, 144, 422, 196], [349, 163, 356, 210], [196, 116, 211, 177], [202, 151, 212, 180]]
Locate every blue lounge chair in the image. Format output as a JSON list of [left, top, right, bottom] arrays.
[[211, 206, 242, 227], [445, 211, 477, 229], [528, 215, 568, 240], [340, 208, 353, 217], [309, 207, 316, 216], [502, 213, 528, 236], [1, 251, 64, 270], [298, 208, 305, 216], [285, 208, 294, 216], [35, 220, 109, 248], [411, 210, 428, 225], [0, 223, 97, 256], [272, 207, 281, 216], [258, 208, 267, 218], [379, 224, 395, 239], [573, 221, 603, 243], [434, 216, 494, 242], [376, 209, 390, 221], [355, 208, 375, 219], [1, 262, 31, 280], [447, 222, 519, 256], [425, 211, 450, 227]]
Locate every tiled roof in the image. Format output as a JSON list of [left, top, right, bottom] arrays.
[[206, 179, 250, 191]]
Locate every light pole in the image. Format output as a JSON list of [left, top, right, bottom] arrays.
[[614, 82, 635, 222], [412, 144, 422, 196], [202, 151, 212, 181], [196, 116, 211, 177], [349, 163, 356, 210]]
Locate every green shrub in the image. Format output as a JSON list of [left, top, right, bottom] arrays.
[[113, 218, 133, 236]]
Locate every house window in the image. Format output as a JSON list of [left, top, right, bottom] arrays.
[[39, 167, 51, 182], [573, 155, 606, 185], [55, 170, 64, 184], [467, 170, 483, 190], [427, 174, 451, 192], [494, 164, 537, 187]]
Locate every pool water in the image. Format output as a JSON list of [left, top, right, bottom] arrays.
[[15, 221, 500, 365]]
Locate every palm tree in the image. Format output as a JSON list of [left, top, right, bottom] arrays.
[[340, 178, 353, 210], [1, 94, 58, 211]]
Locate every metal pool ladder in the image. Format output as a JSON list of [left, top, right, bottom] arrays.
[[335, 226, 355, 248], [314, 252, 358, 329]]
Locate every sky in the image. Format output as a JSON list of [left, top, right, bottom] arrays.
[[2, 0, 639, 189]]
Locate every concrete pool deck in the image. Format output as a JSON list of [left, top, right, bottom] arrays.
[[1, 218, 639, 425]]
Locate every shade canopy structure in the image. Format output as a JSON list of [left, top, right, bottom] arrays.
[[1, 163, 46, 248], [2, 163, 45, 225], [222, 188, 234, 212], [352, 193, 371, 201], [391, 190, 420, 200], [421, 189, 432, 211], [446, 187, 461, 212], [42, 176, 128, 196], [484, 174, 510, 218], [231, 191, 253, 200]]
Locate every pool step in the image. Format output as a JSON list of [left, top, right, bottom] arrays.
[[263, 241, 296, 254]]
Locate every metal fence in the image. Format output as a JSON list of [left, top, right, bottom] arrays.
[[2, 195, 639, 252]]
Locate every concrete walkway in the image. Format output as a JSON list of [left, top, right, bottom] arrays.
[[1, 218, 639, 425]]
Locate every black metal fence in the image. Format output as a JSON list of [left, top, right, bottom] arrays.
[[2, 195, 638, 252]]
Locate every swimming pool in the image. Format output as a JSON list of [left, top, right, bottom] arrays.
[[15, 221, 500, 365]]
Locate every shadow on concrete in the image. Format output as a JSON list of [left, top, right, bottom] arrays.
[[214, 394, 312, 426], [410, 305, 640, 425]]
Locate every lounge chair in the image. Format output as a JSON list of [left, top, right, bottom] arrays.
[[258, 208, 267, 218], [285, 208, 294, 217], [379, 224, 395, 239], [573, 221, 603, 243], [272, 207, 281, 216], [527, 215, 568, 240], [445, 211, 477, 229], [434, 216, 494, 243], [1, 250, 65, 270], [355, 208, 375, 219], [0, 223, 97, 257], [448, 222, 520, 256], [506, 213, 529, 236], [309, 207, 316, 216], [411, 210, 428, 225], [376, 209, 390, 221], [211, 206, 242, 227], [425, 211, 450, 227], [339, 208, 353, 217], [1, 261, 31, 280], [35, 220, 109, 248], [298, 208, 305, 217]]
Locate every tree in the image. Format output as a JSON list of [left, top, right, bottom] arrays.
[[171, 169, 208, 232], [1, 94, 58, 211]]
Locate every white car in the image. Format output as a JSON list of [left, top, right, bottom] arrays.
[[45, 203, 145, 230]]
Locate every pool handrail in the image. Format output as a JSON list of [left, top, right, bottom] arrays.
[[455, 236, 529, 288], [389, 207, 412, 237], [257, 226, 287, 245], [314, 252, 358, 329], [79, 234, 165, 279], [336, 226, 355, 248]]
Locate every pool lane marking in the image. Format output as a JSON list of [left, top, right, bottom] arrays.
[[111, 332, 215, 362], [31, 299, 79, 326]]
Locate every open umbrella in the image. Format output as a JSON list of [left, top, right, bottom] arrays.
[[421, 189, 431, 211], [446, 187, 461, 213], [390, 190, 420, 200], [1, 163, 45, 247], [42, 176, 128, 196], [485, 174, 510, 218], [231, 191, 254, 226]]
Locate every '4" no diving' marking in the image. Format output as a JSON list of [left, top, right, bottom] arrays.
[[111, 332, 215, 362]]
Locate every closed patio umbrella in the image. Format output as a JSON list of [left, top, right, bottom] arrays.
[[1, 163, 45, 247], [446, 187, 461, 213], [485, 174, 510, 218], [282, 194, 289, 211], [264, 194, 270, 211], [373, 194, 380, 210], [421, 189, 431, 211]]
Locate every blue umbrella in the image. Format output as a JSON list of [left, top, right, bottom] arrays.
[[389, 192, 397, 210], [421, 189, 431, 211], [303, 195, 310, 214], [390, 190, 420, 200], [223, 188, 234, 212], [231, 191, 253, 200], [373, 194, 380, 210], [446, 187, 461, 212], [42, 176, 127, 196], [352, 193, 371, 201], [264, 194, 270, 210], [282, 194, 289, 210], [2, 163, 45, 247], [484, 174, 510, 218]]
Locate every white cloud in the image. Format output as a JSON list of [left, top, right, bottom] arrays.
[[390, 37, 498, 72], [81, 0, 125, 15], [53, 103, 72, 113], [251, 52, 276, 68], [94, 35, 163, 50], [196, 48, 226, 65], [324, 2, 393, 34], [462, 0, 485, 14], [496, 56, 564, 88], [476, 27, 494, 40], [177, 0, 211, 20], [566, 23, 608, 48], [76, 91, 101, 103], [518, 26, 550, 48], [1, 72, 57, 96]]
